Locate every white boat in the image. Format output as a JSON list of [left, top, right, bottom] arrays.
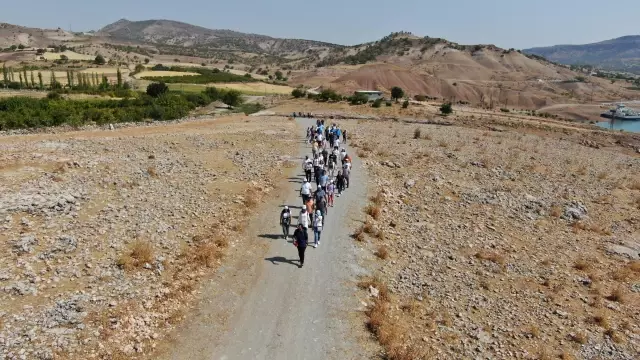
[[600, 104, 640, 120]]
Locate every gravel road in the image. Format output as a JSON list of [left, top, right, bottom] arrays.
[[160, 117, 371, 360]]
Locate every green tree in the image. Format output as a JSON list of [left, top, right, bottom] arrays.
[[67, 71, 73, 88], [371, 98, 382, 108], [275, 70, 283, 80], [94, 54, 106, 65], [38, 72, 43, 89], [291, 88, 306, 98], [144, 58, 150, 64], [146, 82, 168, 97], [116, 68, 122, 88], [391, 86, 404, 102], [23, 69, 28, 87], [10, 45, 17, 51], [349, 92, 369, 105], [18, 73, 23, 88], [402, 100, 409, 108], [50, 71, 57, 89], [30, 71, 35, 89], [440, 102, 453, 115], [2, 64, 8, 85], [134, 64, 145, 74], [222, 89, 243, 107], [17, 44, 25, 50]]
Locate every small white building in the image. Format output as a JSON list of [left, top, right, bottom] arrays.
[[355, 90, 383, 101]]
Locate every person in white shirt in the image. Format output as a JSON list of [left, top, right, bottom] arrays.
[[299, 208, 311, 230], [340, 148, 347, 166], [312, 210, 323, 248], [300, 180, 312, 205], [303, 156, 313, 182]]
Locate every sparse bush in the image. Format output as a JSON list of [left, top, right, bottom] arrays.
[[291, 88, 305, 98], [500, 108, 510, 113], [366, 204, 382, 220], [413, 127, 421, 139], [475, 250, 505, 265], [372, 98, 383, 108], [414, 95, 427, 101], [402, 100, 409, 108], [349, 92, 369, 105], [440, 102, 453, 115], [94, 54, 106, 65], [385, 101, 392, 107], [117, 240, 154, 271], [374, 245, 389, 259], [606, 287, 627, 303], [573, 259, 591, 271], [46, 91, 61, 100]]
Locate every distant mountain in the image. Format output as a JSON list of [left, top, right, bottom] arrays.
[[96, 19, 341, 56], [524, 36, 640, 73]]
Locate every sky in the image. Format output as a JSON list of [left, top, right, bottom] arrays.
[[2, 0, 639, 49]]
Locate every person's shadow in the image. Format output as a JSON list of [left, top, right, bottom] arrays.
[[265, 256, 299, 267]]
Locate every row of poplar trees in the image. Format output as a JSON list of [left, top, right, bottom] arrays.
[[1, 64, 124, 91]]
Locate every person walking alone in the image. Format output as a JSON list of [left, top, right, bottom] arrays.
[[293, 224, 308, 268], [312, 210, 323, 248], [336, 170, 345, 196], [280, 206, 291, 240], [303, 156, 313, 183]]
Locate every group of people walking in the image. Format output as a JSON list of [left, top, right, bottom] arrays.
[[279, 119, 353, 268]]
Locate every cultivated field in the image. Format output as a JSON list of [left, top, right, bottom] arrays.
[[40, 51, 95, 61], [0, 115, 298, 359], [134, 70, 198, 78], [214, 82, 294, 95]]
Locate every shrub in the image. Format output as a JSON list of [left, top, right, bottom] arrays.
[[440, 102, 453, 115], [385, 101, 392, 107], [414, 95, 427, 101], [146, 82, 168, 98], [413, 127, 421, 139], [317, 88, 341, 102], [291, 88, 306, 98], [133, 64, 145, 74], [349, 92, 369, 105], [500, 108, 510, 113], [47, 91, 62, 100], [402, 100, 409, 108], [391, 86, 404, 101], [94, 55, 106, 65], [372, 98, 382, 108]]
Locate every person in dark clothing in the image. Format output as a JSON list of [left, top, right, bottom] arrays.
[[321, 148, 329, 169], [342, 129, 347, 144], [280, 206, 292, 240], [293, 224, 308, 267], [336, 171, 345, 196]]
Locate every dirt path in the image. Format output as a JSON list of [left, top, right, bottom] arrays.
[[159, 117, 371, 360]]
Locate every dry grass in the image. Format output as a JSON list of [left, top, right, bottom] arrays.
[[413, 127, 421, 139], [243, 188, 260, 208], [525, 325, 541, 338], [363, 221, 376, 235], [147, 166, 158, 178], [357, 150, 368, 158], [370, 190, 385, 206], [374, 245, 389, 260], [193, 243, 224, 267], [366, 204, 382, 220], [573, 258, 591, 271], [358, 277, 390, 302], [628, 179, 640, 190], [438, 140, 448, 148], [117, 240, 154, 271], [569, 331, 588, 344], [604, 329, 625, 344], [576, 165, 588, 176], [549, 205, 562, 218], [474, 250, 505, 265], [561, 350, 577, 360], [353, 226, 366, 242], [590, 312, 611, 329], [606, 287, 627, 303], [597, 171, 608, 180]]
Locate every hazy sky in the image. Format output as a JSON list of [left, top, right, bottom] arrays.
[[2, 0, 638, 49]]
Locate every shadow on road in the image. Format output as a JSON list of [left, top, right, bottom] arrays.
[[265, 256, 299, 266], [258, 234, 284, 240]]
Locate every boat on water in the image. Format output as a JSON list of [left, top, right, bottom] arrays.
[[600, 104, 640, 120]]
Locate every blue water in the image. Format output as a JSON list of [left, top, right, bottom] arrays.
[[595, 120, 640, 133]]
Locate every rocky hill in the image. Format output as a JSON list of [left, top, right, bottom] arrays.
[[96, 19, 341, 57], [524, 35, 640, 73]]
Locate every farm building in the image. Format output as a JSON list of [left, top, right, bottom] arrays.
[[355, 90, 383, 101]]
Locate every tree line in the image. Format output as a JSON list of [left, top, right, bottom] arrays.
[[0, 84, 248, 131]]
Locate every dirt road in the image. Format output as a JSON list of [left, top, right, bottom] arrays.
[[160, 117, 370, 360]]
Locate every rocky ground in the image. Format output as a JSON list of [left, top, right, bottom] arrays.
[[0, 116, 297, 359], [341, 118, 640, 359]]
